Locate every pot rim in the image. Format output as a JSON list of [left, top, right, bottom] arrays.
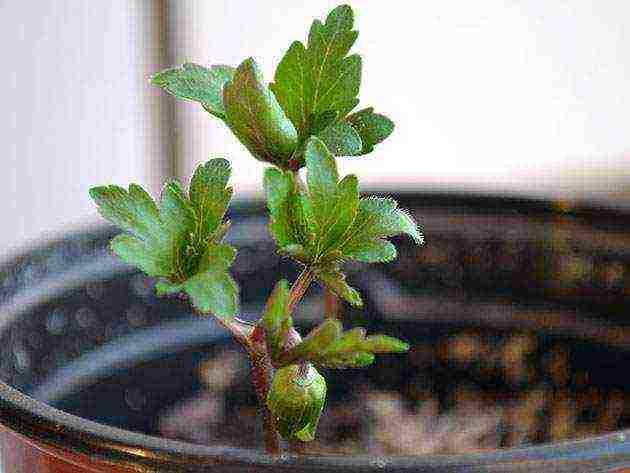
[[2, 381, 630, 472], [1, 192, 630, 471]]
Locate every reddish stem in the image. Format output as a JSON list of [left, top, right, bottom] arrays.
[[249, 325, 281, 455], [324, 287, 339, 319], [288, 267, 316, 314]]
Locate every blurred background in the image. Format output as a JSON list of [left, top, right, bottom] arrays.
[[2, 0, 630, 252], [2, 3, 630, 462]]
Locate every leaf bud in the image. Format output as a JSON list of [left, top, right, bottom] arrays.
[[266, 363, 326, 441]]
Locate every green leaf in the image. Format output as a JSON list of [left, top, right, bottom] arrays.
[[303, 138, 360, 258], [263, 168, 312, 252], [181, 236, 239, 319], [260, 280, 292, 360], [339, 197, 423, 261], [90, 183, 194, 279], [309, 110, 339, 135], [278, 244, 308, 262], [279, 321, 408, 369], [109, 234, 164, 278], [223, 58, 298, 168], [150, 63, 235, 119], [195, 243, 237, 273], [283, 319, 342, 363], [321, 175, 359, 255], [183, 269, 238, 320], [304, 137, 339, 220], [189, 158, 233, 244], [264, 136, 421, 274], [212, 221, 232, 244], [347, 239, 397, 263], [90, 159, 240, 320], [155, 280, 183, 296], [271, 5, 361, 139], [317, 121, 362, 156], [316, 268, 363, 307], [320, 327, 409, 368], [346, 107, 394, 154]]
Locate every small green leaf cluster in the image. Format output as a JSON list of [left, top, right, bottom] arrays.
[[260, 279, 408, 441], [150, 5, 393, 170], [261, 280, 409, 371], [265, 137, 422, 307], [90, 159, 238, 319]]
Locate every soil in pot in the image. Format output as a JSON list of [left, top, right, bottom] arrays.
[[38, 309, 630, 456]]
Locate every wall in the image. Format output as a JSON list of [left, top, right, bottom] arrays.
[[2, 1, 630, 254], [0, 2, 171, 252], [168, 1, 630, 202]]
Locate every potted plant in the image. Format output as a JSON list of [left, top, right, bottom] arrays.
[[91, 1, 423, 456], [1, 4, 630, 472]]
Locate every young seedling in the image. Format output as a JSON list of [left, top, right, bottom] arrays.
[[90, 4, 423, 455]]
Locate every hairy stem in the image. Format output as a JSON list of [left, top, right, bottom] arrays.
[[288, 267, 316, 314], [214, 316, 255, 349], [205, 266, 316, 455], [249, 325, 281, 455], [196, 310, 279, 454], [247, 267, 316, 454], [324, 288, 339, 319]]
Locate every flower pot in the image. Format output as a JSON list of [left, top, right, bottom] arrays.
[[1, 194, 630, 472]]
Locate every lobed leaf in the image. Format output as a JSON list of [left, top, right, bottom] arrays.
[[271, 5, 361, 141], [302, 137, 361, 258], [263, 136, 422, 299], [278, 320, 408, 369], [316, 268, 363, 307], [283, 319, 342, 363], [317, 120, 362, 156], [223, 58, 298, 168], [183, 268, 238, 320], [346, 238, 397, 264], [90, 183, 194, 279], [90, 159, 240, 320], [340, 197, 423, 261], [150, 63, 235, 119], [304, 137, 339, 220], [346, 107, 394, 155], [189, 158, 233, 244]]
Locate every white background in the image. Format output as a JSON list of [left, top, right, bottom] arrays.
[[1, 1, 630, 252]]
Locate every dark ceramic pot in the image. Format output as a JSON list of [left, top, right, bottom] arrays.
[[1, 194, 630, 472]]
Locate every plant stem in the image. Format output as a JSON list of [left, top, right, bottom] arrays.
[[211, 267, 316, 455], [249, 325, 281, 455], [214, 316, 254, 349], [247, 267, 316, 454], [324, 287, 339, 319], [194, 309, 280, 454], [288, 439, 306, 454], [288, 267, 316, 314]]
